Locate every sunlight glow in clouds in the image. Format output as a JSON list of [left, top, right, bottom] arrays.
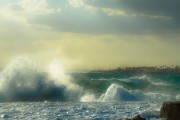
[[0, 0, 180, 70], [20, 0, 57, 14], [68, 0, 84, 8], [0, 0, 60, 22]]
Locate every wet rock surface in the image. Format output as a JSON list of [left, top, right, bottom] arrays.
[[160, 101, 180, 120]]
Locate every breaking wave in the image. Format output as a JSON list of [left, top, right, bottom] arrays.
[[0, 58, 83, 102], [99, 84, 145, 102], [71, 72, 180, 102], [99, 84, 173, 102], [0, 57, 179, 102]]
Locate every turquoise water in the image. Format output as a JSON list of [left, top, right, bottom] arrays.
[[71, 73, 180, 102], [0, 58, 180, 119], [0, 102, 161, 120]]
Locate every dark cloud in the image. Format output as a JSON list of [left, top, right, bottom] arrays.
[[121, 0, 180, 18], [28, 0, 180, 34], [84, 0, 180, 19], [1, 0, 180, 34], [30, 8, 179, 34]]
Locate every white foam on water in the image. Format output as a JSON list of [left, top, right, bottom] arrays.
[[99, 83, 175, 102], [99, 84, 145, 102], [0, 57, 84, 101], [0, 102, 162, 120], [80, 93, 95, 102]]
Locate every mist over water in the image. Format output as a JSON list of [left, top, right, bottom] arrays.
[[0, 57, 84, 102], [71, 72, 180, 102], [1, 57, 180, 120], [0, 57, 180, 103]]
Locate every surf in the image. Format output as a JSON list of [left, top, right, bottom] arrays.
[[0, 57, 180, 103], [0, 57, 83, 102]]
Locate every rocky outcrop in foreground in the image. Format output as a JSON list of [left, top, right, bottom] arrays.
[[160, 101, 180, 120], [126, 115, 146, 120]]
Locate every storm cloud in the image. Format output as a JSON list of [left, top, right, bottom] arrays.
[[0, 0, 180, 70], [84, 0, 180, 19], [1, 0, 180, 34], [30, 0, 180, 34]]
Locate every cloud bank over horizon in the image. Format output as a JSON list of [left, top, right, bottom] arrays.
[[0, 0, 180, 70], [1, 0, 180, 34]]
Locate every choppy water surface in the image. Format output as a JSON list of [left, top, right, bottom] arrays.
[[0, 102, 161, 120], [0, 58, 180, 119]]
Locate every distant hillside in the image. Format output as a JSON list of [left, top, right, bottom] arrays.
[[91, 66, 180, 74]]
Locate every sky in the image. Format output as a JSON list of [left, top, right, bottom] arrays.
[[0, 0, 180, 71]]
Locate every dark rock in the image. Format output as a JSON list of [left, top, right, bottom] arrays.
[[160, 101, 180, 120], [125, 115, 146, 120]]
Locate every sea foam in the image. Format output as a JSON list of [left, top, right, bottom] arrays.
[[0, 57, 83, 102], [99, 84, 145, 102], [99, 83, 174, 102], [0, 57, 179, 102]]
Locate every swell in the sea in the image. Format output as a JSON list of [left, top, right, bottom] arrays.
[[72, 72, 180, 102], [0, 58, 83, 102], [0, 57, 180, 102]]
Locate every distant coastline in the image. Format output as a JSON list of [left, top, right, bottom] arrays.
[[90, 66, 180, 74]]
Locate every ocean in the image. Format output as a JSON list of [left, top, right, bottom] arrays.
[[0, 58, 180, 120]]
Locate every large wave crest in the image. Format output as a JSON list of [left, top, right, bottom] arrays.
[[0, 58, 83, 102]]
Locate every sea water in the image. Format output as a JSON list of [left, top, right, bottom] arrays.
[[0, 58, 180, 120], [0, 102, 161, 120]]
